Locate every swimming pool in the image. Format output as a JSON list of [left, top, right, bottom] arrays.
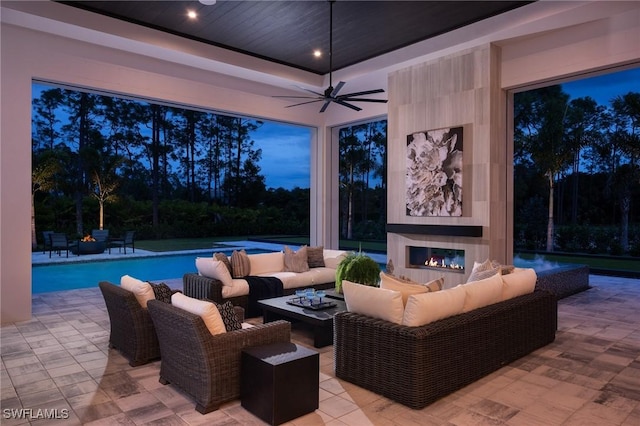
[[32, 250, 267, 293]]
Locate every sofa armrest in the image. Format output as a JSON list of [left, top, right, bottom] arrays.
[[183, 273, 223, 302]]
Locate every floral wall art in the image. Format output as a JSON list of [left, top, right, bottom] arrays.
[[406, 126, 463, 217]]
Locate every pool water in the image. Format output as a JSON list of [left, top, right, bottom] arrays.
[[32, 250, 267, 293]]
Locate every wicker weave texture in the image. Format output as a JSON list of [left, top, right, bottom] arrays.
[[535, 265, 589, 299], [334, 290, 557, 409], [99, 281, 161, 367], [147, 299, 291, 414]]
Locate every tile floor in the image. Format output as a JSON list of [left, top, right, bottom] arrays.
[[2, 275, 640, 425]]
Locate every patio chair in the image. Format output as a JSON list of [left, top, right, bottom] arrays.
[[147, 299, 291, 414], [91, 229, 109, 242], [49, 233, 77, 258], [109, 230, 135, 254], [98, 281, 161, 366], [42, 230, 54, 254]]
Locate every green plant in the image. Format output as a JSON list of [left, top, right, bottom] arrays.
[[335, 252, 381, 293]]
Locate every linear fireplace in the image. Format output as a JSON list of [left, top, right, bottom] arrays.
[[406, 246, 465, 273]]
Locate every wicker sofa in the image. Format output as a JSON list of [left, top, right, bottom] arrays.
[[334, 289, 557, 409], [183, 249, 346, 314]]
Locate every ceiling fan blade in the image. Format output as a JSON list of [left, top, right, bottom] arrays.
[[334, 99, 362, 112], [296, 87, 325, 97], [340, 98, 388, 103], [273, 95, 320, 99], [339, 88, 386, 98], [284, 99, 325, 108], [319, 100, 332, 113], [330, 81, 346, 97]]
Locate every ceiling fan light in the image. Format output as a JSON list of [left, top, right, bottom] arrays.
[[199, 0, 217, 5]]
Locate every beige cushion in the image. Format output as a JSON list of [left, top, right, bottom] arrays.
[[171, 292, 226, 335], [402, 285, 467, 326], [323, 249, 348, 269], [342, 280, 404, 325], [502, 267, 537, 300], [249, 251, 284, 275], [195, 257, 233, 287], [230, 249, 251, 278], [283, 246, 310, 273], [461, 272, 504, 312], [120, 275, 155, 308]]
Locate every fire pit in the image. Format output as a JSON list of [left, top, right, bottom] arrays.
[[71, 235, 106, 255]]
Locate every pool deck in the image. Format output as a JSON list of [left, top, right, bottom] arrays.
[[32, 240, 388, 266]]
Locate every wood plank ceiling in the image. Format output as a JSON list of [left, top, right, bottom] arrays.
[[60, 1, 532, 75]]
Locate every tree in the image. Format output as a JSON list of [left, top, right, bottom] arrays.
[[31, 158, 60, 249], [514, 86, 572, 251], [90, 158, 121, 230]]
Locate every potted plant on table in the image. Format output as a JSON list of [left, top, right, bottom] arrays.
[[335, 251, 381, 293]]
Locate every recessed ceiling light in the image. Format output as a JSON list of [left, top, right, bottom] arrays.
[[313, 50, 322, 58], [187, 10, 197, 19]]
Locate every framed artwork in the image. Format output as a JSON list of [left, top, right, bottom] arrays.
[[406, 126, 463, 216]]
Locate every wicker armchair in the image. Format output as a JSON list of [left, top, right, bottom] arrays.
[[98, 281, 161, 367], [147, 299, 291, 414], [334, 290, 557, 409]]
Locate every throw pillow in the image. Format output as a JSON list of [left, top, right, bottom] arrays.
[[402, 285, 467, 327], [171, 292, 226, 335], [283, 246, 310, 273], [120, 275, 155, 308], [214, 252, 232, 275], [467, 258, 500, 282], [379, 272, 429, 306], [461, 272, 504, 312], [214, 301, 242, 332], [149, 282, 173, 304], [342, 280, 404, 324], [195, 257, 234, 287], [307, 246, 325, 268], [502, 267, 536, 300], [425, 277, 444, 292], [230, 249, 251, 278], [491, 259, 516, 275]]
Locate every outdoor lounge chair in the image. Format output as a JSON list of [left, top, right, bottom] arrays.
[[99, 281, 161, 366], [109, 230, 135, 254], [48, 233, 76, 258], [42, 230, 54, 254], [147, 299, 291, 414]]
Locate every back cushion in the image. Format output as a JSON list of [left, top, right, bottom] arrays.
[[249, 251, 284, 275], [402, 285, 467, 327], [461, 272, 504, 312], [342, 280, 404, 325], [323, 249, 348, 269], [195, 257, 233, 287], [502, 267, 537, 300], [120, 275, 155, 308], [171, 292, 226, 335]]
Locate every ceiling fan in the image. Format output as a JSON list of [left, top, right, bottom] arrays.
[[273, 0, 388, 113]]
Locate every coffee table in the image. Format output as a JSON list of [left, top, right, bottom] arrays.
[[258, 295, 347, 348]]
